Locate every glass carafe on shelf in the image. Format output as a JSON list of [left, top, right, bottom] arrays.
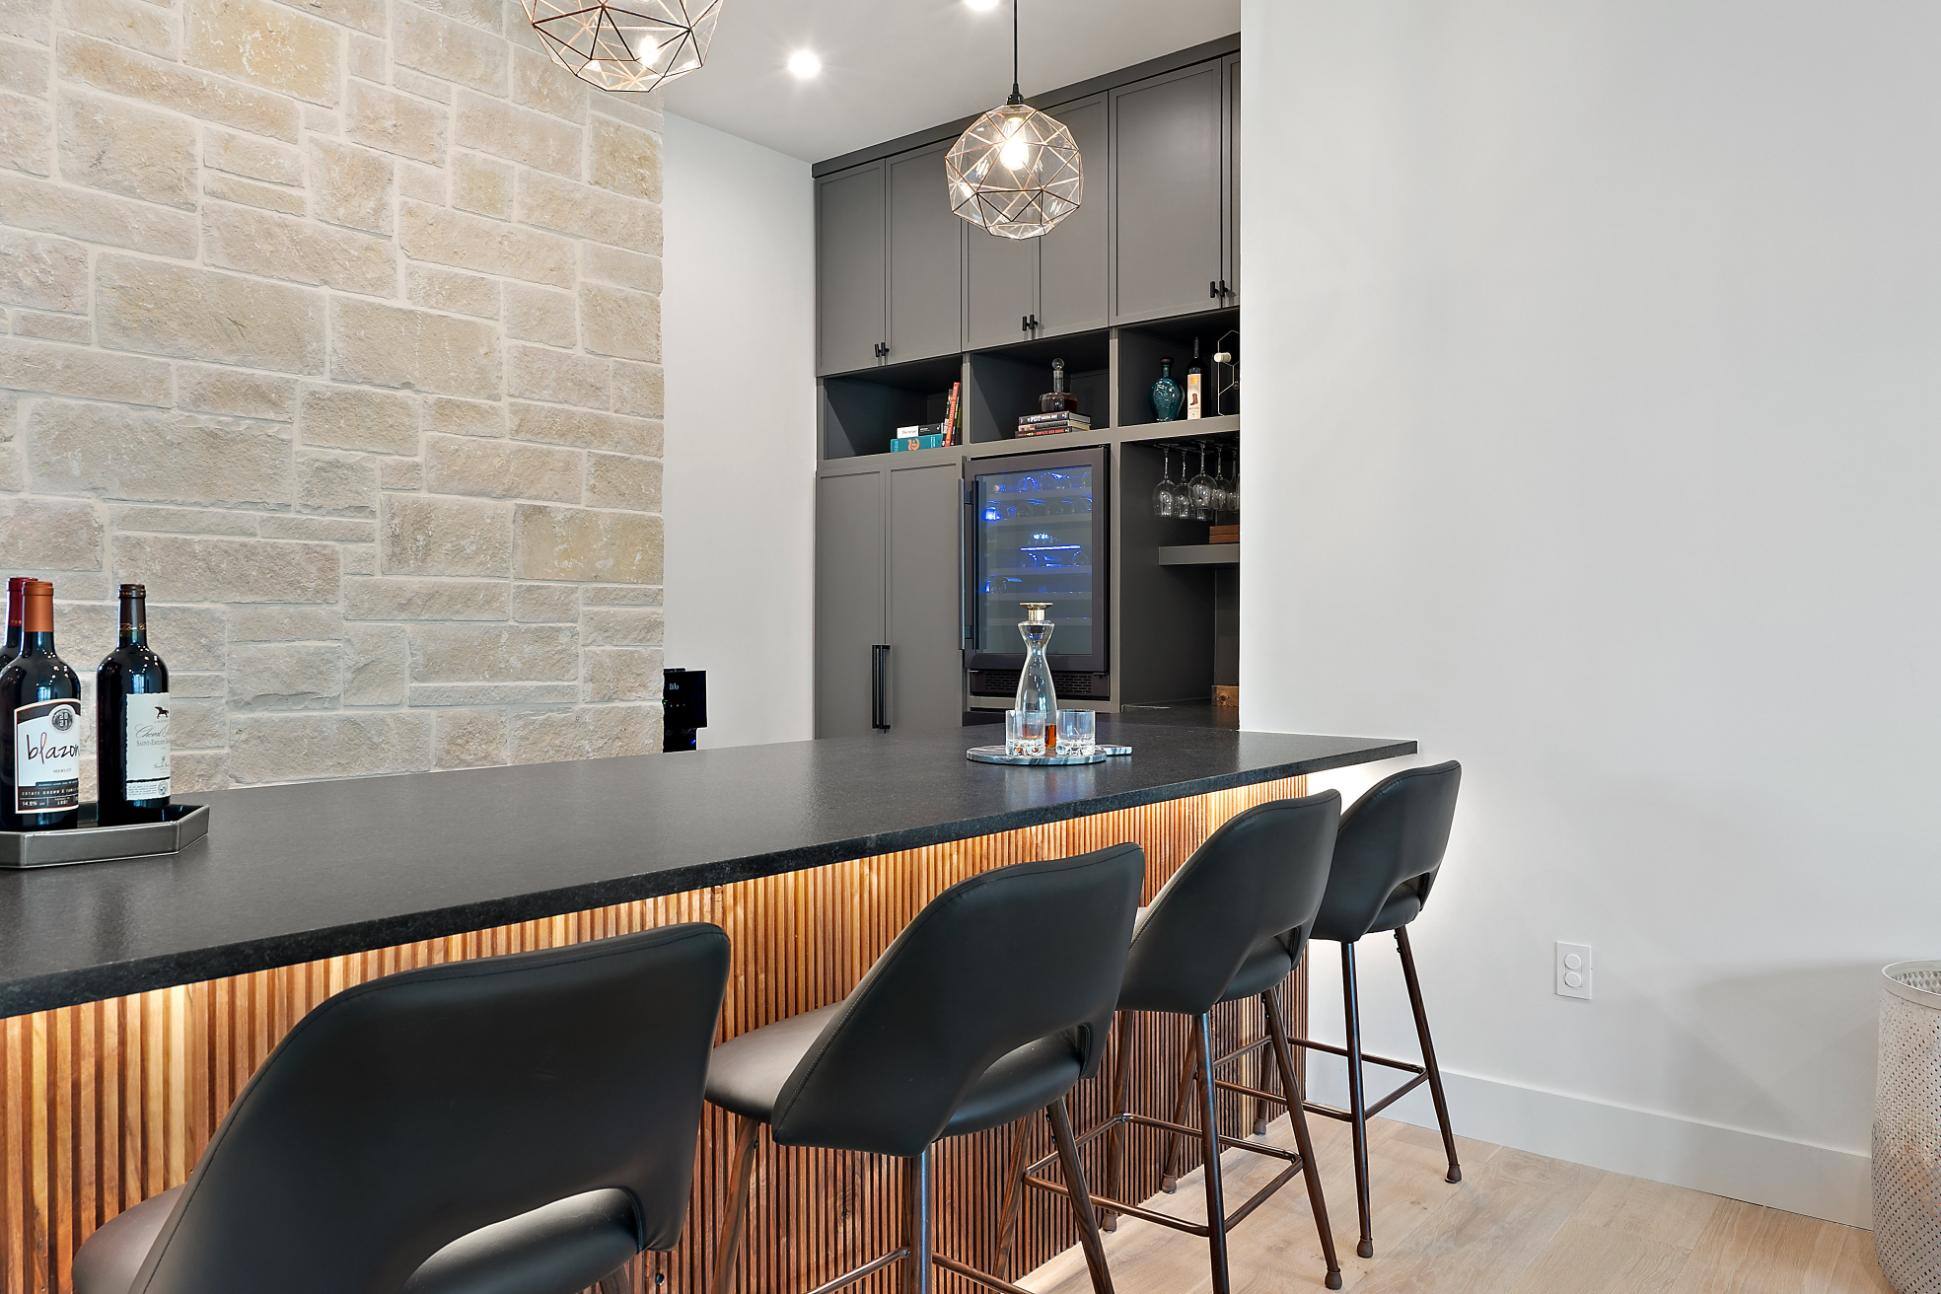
[[1040, 359, 1080, 414], [1015, 602, 1059, 751]]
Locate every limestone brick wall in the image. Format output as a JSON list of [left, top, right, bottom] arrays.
[[0, 0, 668, 788]]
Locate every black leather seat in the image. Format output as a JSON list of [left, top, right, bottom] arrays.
[[704, 846, 1145, 1294], [1012, 793, 1345, 1294], [71, 924, 731, 1294], [1306, 761, 1464, 1260]]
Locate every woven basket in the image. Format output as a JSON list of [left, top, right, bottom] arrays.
[[1876, 962, 1941, 1293]]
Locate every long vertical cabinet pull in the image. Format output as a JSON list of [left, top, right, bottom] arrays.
[[871, 644, 892, 731]]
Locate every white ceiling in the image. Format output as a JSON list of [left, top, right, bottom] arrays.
[[660, 0, 1241, 163]]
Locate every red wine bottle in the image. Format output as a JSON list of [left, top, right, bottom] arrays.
[[0, 580, 81, 831], [97, 584, 170, 826], [0, 575, 29, 668]]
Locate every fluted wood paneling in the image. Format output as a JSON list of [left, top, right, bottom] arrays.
[[0, 777, 1305, 1294]]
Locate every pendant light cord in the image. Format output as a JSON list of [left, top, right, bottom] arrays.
[[1008, 0, 1023, 104]]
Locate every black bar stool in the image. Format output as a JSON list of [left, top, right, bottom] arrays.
[[703, 845, 1145, 1294], [72, 923, 732, 1294], [1300, 760, 1464, 1259], [1007, 792, 1346, 1292]]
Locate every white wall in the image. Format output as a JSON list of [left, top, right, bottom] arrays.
[[1241, 0, 1941, 1225], [663, 115, 817, 749]]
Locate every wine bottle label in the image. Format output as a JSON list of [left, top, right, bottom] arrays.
[[14, 698, 81, 814], [124, 693, 171, 801], [1186, 373, 1204, 417]]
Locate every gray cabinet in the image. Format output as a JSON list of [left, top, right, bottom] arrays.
[[1110, 62, 1226, 324], [816, 164, 886, 376], [815, 464, 963, 736], [886, 463, 965, 733], [964, 231, 1038, 352], [1222, 53, 1240, 303], [813, 470, 885, 736], [1037, 94, 1109, 336], [887, 144, 963, 364]]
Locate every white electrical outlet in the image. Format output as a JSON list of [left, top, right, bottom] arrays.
[[1555, 941, 1593, 1000]]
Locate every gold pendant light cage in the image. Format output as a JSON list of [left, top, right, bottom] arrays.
[[947, 102, 1083, 240], [522, 0, 723, 94]]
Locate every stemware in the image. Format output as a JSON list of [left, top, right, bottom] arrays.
[[1187, 443, 1214, 521], [1152, 446, 1179, 518], [1227, 444, 1240, 519], [1212, 444, 1233, 515]]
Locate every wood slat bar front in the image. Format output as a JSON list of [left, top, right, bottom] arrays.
[[0, 776, 1306, 1294]]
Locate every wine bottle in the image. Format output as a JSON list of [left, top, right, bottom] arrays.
[[1186, 338, 1204, 420], [97, 583, 170, 826], [0, 580, 81, 831], [1, 575, 29, 668]]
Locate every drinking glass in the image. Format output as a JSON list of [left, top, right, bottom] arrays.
[[1152, 447, 1178, 518], [1056, 709, 1097, 756], [1212, 444, 1233, 515], [1187, 443, 1215, 521], [1005, 709, 1047, 757]]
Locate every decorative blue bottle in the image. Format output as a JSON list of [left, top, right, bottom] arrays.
[[1151, 357, 1184, 422]]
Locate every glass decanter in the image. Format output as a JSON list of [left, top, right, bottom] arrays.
[[1040, 359, 1080, 413], [1151, 357, 1184, 422], [1015, 601, 1060, 752]]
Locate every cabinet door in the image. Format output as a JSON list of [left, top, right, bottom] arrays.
[[1110, 62, 1226, 324], [814, 470, 886, 737], [1223, 53, 1240, 303], [964, 228, 1039, 352], [1037, 95, 1109, 338], [817, 164, 887, 376], [886, 144, 964, 363], [886, 462, 964, 733]]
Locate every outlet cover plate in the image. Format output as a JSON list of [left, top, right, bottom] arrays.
[[1556, 941, 1593, 1000]]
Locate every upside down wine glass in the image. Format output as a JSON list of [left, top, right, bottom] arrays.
[[1153, 447, 1179, 518]]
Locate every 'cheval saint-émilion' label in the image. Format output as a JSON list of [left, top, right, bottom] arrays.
[[124, 693, 171, 800], [14, 698, 81, 814]]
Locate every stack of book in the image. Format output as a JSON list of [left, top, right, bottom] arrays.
[[889, 381, 963, 452], [1017, 411, 1091, 438]]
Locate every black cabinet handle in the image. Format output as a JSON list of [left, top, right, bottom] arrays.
[[871, 644, 891, 731], [1209, 280, 1219, 300], [1021, 315, 1030, 334], [1028, 314, 1040, 332]]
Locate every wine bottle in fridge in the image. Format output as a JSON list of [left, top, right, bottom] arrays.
[[0, 580, 81, 831], [97, 583, 170, 826]]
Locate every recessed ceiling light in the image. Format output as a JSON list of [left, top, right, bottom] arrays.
[[965, 0, 1001, 11], [786, 48, 822, 79]]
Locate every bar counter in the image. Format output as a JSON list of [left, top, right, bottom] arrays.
[[0, 721, 1412, 1294]]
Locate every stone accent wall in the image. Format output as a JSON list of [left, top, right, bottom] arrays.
[[0, 0, 666, 788]]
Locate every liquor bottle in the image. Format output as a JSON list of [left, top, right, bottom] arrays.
[[97, 583, 170, 826], [0, 580, 81, 831], [1186, 338, 1204, 420], [1151, 357, 1184, 422], [1039, 358, 1080, 414], [1, 575, 29, 667]]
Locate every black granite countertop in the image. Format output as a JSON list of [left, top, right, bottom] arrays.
[[0, 721, 1413, 1016]]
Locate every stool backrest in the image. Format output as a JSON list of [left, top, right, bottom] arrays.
[[128, 923, 731, 1294], [770, 844, 1145, 1157], [1121, 791, 1342, 1014], [1316, 760, 1463, 941]]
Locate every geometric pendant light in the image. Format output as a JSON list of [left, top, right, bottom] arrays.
[[521, 0, 724, 95], [946, 0, 1083, 239]]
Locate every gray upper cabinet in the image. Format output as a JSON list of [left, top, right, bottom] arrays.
[[964, 230, 1039, 352], [887, 144, 964, 364], [817, 164, 887, 376], [814, 469, 887, 737], [1222, 53, 1240, 304], [1110, 62, 1226, 324], [1037, 94, 1109, 337], [886, 463, 965, 733]]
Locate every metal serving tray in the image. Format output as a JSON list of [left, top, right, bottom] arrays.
[[965, 745, 1133, 767], [0, 802, 209, 869]]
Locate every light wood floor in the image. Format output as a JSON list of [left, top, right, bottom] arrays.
[[1026, 1114, 1890, 1294]]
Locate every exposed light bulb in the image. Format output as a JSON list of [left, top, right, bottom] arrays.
[[786, 48, 822, 79], [997, 113, 1032, 170]]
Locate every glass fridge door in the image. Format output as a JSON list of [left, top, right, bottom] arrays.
[[966, 449, 1107, 674]]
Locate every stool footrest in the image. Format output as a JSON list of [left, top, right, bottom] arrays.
[[933, 1252, 1038, 1294], [804, 1248, 910, 1294], [1289, 1035, 1427, 1075], [1304, 1069, 1429, 1123]]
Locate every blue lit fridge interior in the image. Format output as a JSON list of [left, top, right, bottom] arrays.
[[971, 461, 1098, 659]]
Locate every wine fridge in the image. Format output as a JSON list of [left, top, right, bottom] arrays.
[[963, 447, 1110, 700]]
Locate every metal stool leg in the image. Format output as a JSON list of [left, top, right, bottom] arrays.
[[991, 1119, 1030, 1276], [707, 1115, 761, 1294], [1193, 1012, 1233, 1294], [1264, 986, 1343, 1290], [1102, 1012, 1133, 1230], [905, 1148, 932, 1294], [1397, 927, 1462, 1184], [1341, 942, 1374, 1259], [1157, 1036, 1197, 1193], [1048, 1096, 1117, 1294]]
